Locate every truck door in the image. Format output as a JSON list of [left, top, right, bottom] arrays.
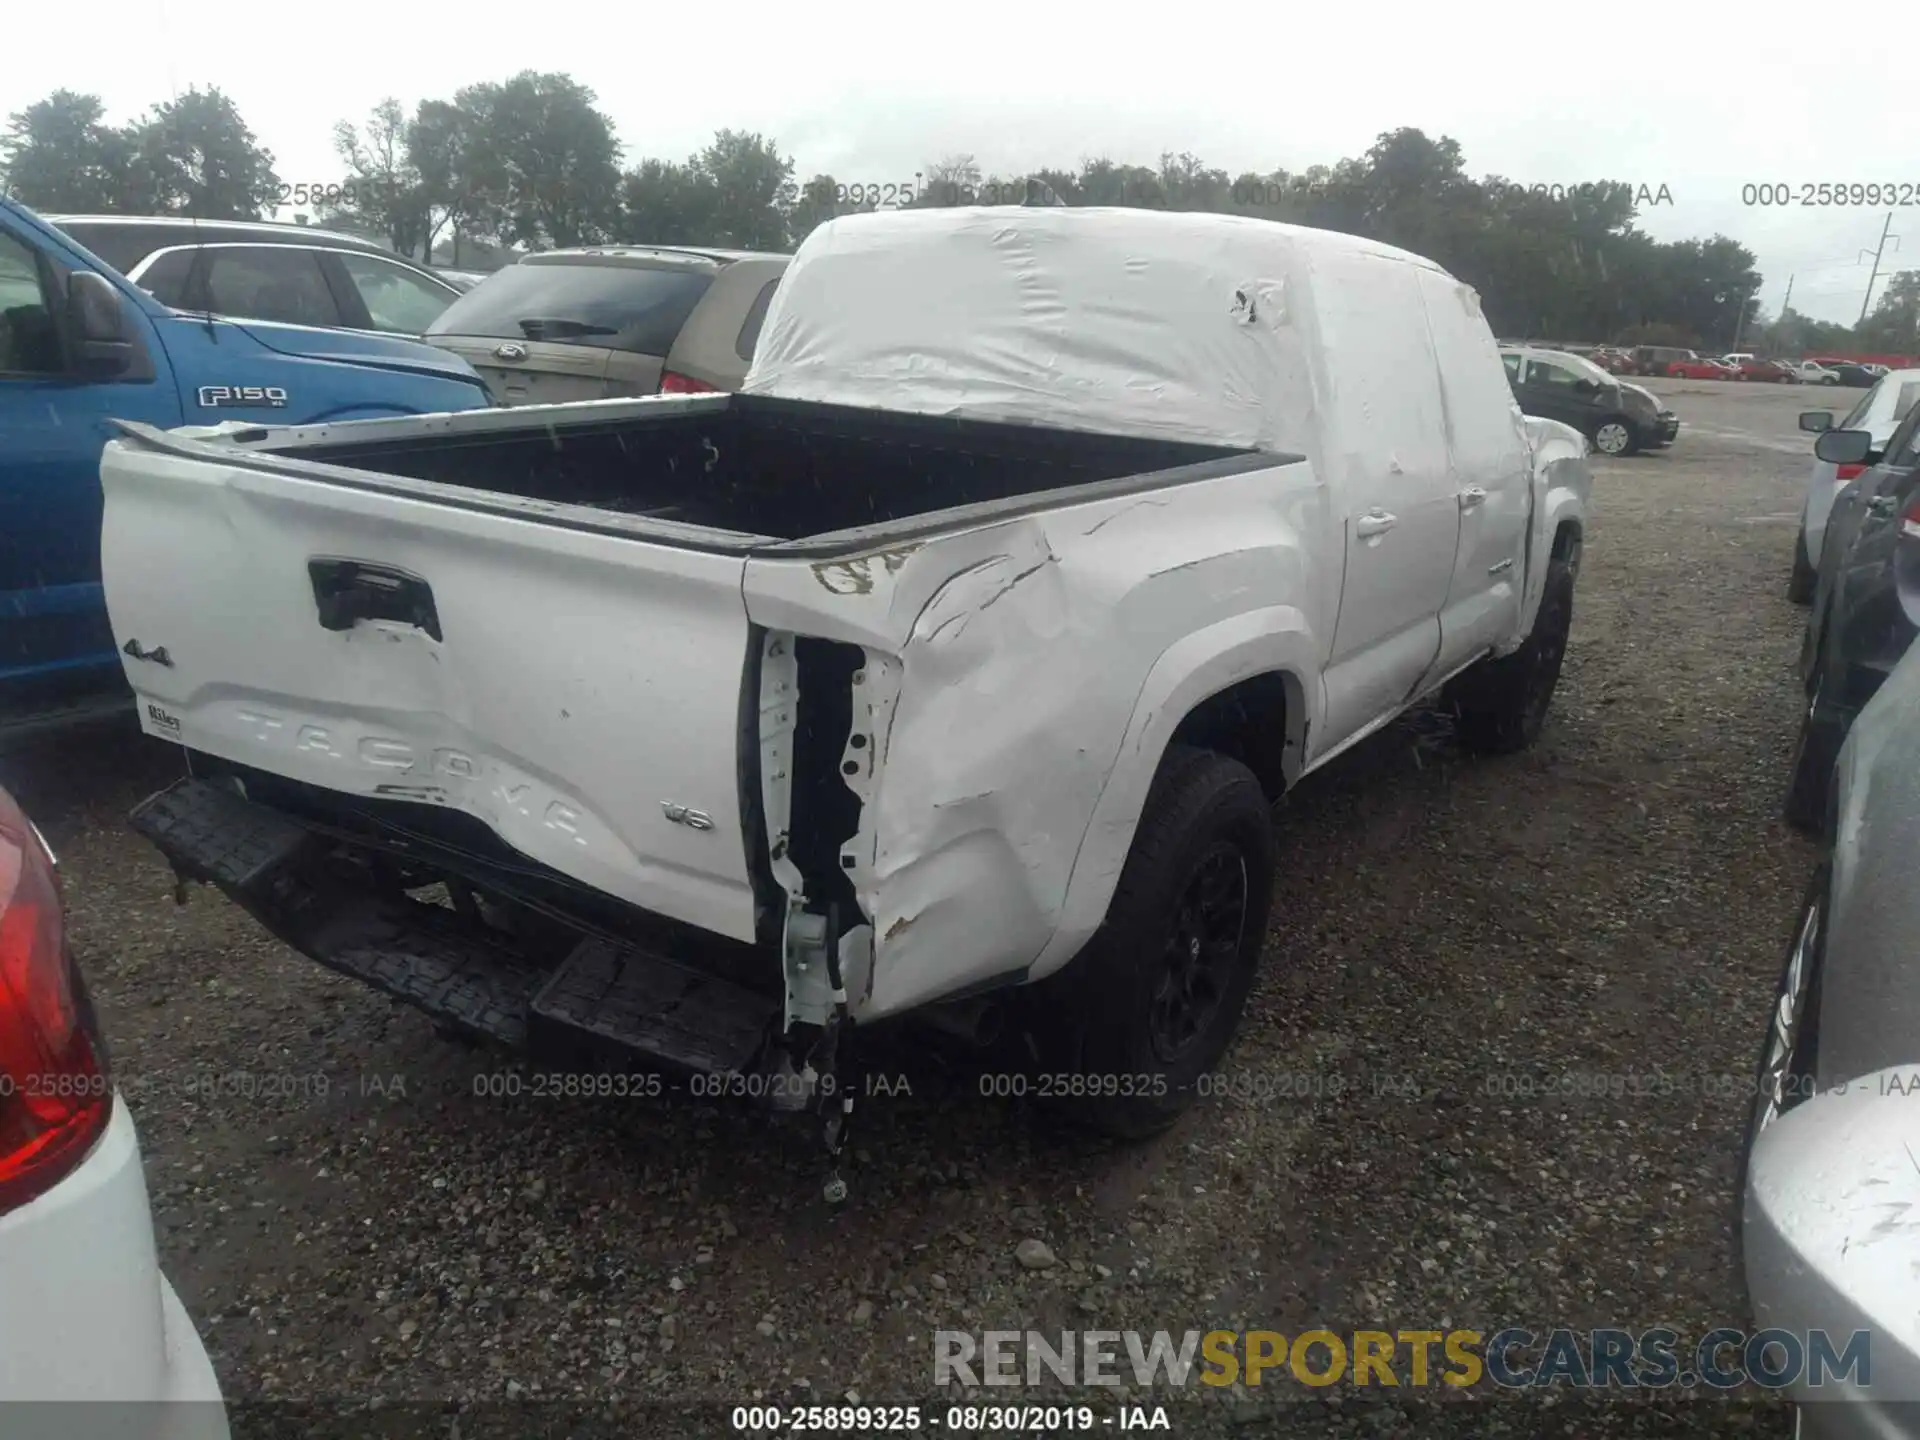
[[0, 220, 183, 688], [1419, 270, 1532, 681], [1315, 252, 1460, 757]]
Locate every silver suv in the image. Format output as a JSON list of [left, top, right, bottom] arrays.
[[424, 246, 789, 405], [49, 215, 462, 335]]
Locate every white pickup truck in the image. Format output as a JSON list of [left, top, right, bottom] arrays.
[[107, 208, 1589, 1166]]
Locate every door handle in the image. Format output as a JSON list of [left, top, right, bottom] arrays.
[[1867, 494, 1899, 516], [309, 559, 443, 641], [1459, 486, 1488, 510], [1355, 510, 1397, 538]]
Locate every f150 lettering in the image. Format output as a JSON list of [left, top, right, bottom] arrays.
[[196, 385, 290, 408]]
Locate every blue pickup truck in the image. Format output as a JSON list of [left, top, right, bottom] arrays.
[[1, 196, 493, 725]]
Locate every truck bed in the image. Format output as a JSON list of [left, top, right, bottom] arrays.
[[250, 393, 1249, 547], [100, 390, 1287, 970]]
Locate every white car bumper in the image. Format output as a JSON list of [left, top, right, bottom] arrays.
[[0, 1097, 226, 1439]]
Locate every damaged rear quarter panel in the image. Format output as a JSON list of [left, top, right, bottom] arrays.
[[743, 459, 1329, 1019]]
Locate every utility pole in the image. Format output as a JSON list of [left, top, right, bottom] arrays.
[[1781, 274, 1794, 316], [1730, 278, 1761, 352], [1859, 211, 1897, 325]]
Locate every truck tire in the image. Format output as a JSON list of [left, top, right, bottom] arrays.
[[1447, 554, 1575, 754], [1033, 745, 1275, 1139], [1788, 529, 1816, 605]]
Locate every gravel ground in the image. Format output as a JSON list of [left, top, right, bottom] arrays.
[[3, 377, 1823, 1439]]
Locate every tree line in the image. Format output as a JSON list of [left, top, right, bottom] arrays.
[[5, 80, 1916, 354]]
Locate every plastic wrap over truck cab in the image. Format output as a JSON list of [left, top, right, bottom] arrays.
[[0, 195, 493, 698], [740, 207, 1590, 1020]]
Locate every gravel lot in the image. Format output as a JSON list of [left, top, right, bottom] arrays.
[[3, 377, 1828, 1439]]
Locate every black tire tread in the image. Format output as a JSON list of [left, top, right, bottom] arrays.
[[1044, 744, 1275, 1140], [1449, 555, 1576, 755]]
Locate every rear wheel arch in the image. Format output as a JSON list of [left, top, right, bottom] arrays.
[[1027, 618, 1318, 983], [1166, 670, 1303, 802]]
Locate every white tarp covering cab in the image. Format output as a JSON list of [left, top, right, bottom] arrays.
[[745, 204, 1520, 464]]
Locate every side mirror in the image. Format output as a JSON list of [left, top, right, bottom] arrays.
[[1799, 411, 1834, 434], [65, 271, 136, 377], [1814, 428, 1874, 467]]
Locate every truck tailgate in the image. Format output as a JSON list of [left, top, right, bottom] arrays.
[[99, 442, 762, 943]]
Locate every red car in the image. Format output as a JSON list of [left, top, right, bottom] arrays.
[[1667, 355, 1731, 380], [1729, 357, 1795, 383]]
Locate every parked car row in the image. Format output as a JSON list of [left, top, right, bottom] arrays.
[[1780, 370, 1920, 827], [1745, 375, 1920, 1437], [1582, 343, 1885, 387], [1805, 358, 1888, 388]]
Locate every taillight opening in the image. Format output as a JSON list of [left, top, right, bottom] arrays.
[[659, 370, 720, 395], [1836, 464, 1867, 482], [0, 791, 111, 1215]]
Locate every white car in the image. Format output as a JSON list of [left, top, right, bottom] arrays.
[[0, 787, 227, 1440], [1795, 360, 1842, 385], [1790, 367, 1920, 602]]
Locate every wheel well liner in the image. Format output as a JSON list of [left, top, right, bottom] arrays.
[[1552, 519, 1583, 561], [1167, 671, 1297, 800]]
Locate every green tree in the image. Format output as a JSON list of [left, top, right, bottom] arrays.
[[0, 91, 139, 211], [1157, 150, 1231, 211], [911, 153, 982, 206], [325, 98, 431, 258], [697, 130, 794, 249], [616, 157, 716, 245], [614, 131, 801, 249], [127, 87, 279, 218], [408, 99, 480, 264], [456, 72, 620, 248], [788, 174, 845, 244], [1857, 271, 1920, 353]]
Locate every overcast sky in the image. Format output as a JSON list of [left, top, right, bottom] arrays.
[[10, 1, 1914, 325]]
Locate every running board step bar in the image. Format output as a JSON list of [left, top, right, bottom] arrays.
[[131, 777, 778, 1072]]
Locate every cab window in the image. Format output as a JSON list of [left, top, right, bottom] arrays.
[[133, 248, 197, 307], [736, 278, 780, 361], [333, 252, 456, 334], [201, 247, 341, 329], [0, 230, 62, 375], [1528, 359, 1584, 389], [1501, 352, 1522, 381]]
